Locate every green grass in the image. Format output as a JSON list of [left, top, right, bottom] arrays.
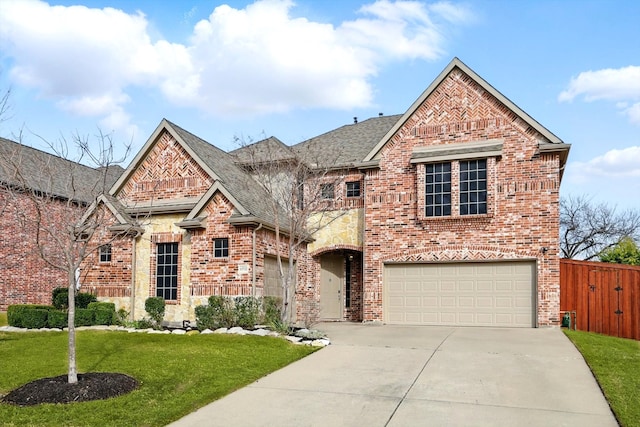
[[0, 330, 316, 426], [565, 330, 640, 427], [0, 312, 7, 327]]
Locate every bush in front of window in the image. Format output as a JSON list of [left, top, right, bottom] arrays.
[[145, 297, 166, 330]]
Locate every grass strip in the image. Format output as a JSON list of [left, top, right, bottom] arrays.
[[565, 330, 640, 427], [0, 330, 316, 426]]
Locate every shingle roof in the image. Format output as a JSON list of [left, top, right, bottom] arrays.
[[0, 136, 123, 203], [292, 115, 402, 168], [229, 136, 297, 165], [165, 120, 287, 226]]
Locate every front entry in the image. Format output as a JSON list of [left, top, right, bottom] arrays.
[[320, 254, 343, 319]]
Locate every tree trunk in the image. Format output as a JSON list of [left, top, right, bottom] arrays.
[[67, 269, 78, 384]]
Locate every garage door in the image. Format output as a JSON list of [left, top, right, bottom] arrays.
[[264, 255, 296, 321], [384, 262, 536, 327]]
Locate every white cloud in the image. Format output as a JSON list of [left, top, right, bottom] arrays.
[[559, 66, 640, 125], [566, 146, 640, 183], [0, 0, 473, 121]]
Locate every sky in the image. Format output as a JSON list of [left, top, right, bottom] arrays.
[[0, 0, 639, 210]]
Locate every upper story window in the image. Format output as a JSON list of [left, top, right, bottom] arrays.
[[213, 238, 229, 258], [346, 181, 361, 198], [99, 244, 112, 263], [459, 159, 487, 215], [413, 140, 501, 220], [425, 163, 451, 217], [321, 183, 335, 199]]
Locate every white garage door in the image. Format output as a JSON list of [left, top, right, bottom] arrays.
[[384, 262, 536, 327]]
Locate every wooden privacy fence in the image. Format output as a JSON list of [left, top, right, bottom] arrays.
[[560, 259, 640, 340]]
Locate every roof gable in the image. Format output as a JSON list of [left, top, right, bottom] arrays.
[[364, 58, 565, 162]]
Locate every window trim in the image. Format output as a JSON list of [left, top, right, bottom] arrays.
[[417, 157, 494, 220], [213, 237, 230, 259], [321, 183, 335, 200], [346, 181, 361, 198], [98, 244, 112, 263], [155, 242, 179, 301]]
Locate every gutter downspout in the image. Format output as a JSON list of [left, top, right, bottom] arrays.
[[130, 232, 139, 321], [252, 223, 264, 297]]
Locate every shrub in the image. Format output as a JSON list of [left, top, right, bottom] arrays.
[[134, 318, 154, 329], [22, 308, 49, 329], [52, 287, 69, 310], [234, 296, 260, 328], [145, 297, 165, 329], [209, 296, 235, 328], [75, 308, 94, 326], [47, 310, 68, 329], [76, 292, 98, 309], [94, 308, 115, 325], [7, 305, 53, 328], [194, 305, 215, 331], [262, 296, 282, 326], [115, 308, 130, 326], [88, 302, 116, 311], [51, 288, 97, 310]]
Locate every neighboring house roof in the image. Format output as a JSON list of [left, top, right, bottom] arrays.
[[363, 57, 571, 165], [110, 119, 289, 231], [230, 136, 297, 165], [292, 115, 402, 168], [0, 136, 123, 203]]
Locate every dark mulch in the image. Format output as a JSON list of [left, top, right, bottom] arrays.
[[1, 372, 138, 406]]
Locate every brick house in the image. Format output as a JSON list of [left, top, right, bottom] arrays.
[[0, 137, 121, 310], [85, 58, 569, 327]]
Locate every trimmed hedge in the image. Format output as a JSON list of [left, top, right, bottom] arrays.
[[47, 310, 68, 329], [7, 305, 54, 328], [22, 308, 49, 329], [88, 302, 116, 312], [75, 308, 94, 326], [7, 303, 117, 329], [94, 308, 115, 325]]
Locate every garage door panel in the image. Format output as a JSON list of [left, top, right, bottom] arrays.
[[384, 262, 535, 327]]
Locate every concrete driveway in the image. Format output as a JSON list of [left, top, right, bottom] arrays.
[[169, 323, 617, 427]]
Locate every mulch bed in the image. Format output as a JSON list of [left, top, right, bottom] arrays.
[[1, 372, 139, 406]]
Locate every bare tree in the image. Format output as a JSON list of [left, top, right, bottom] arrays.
[[0, 131, 132, 383], [233, 137, 345, 324], [560, 194, 640, 260]]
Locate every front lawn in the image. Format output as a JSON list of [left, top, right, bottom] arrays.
[[0, 330, 316, 426], [565, 330, 640, 427], [0, 312, 6, 326]]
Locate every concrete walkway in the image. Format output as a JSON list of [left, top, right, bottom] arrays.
[[168, 323, 617, 427]]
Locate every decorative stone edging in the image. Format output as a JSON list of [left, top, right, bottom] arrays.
[[0, 325, 331, 347]]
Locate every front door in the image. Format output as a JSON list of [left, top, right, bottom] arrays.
[[320, 254, 343, 319]]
